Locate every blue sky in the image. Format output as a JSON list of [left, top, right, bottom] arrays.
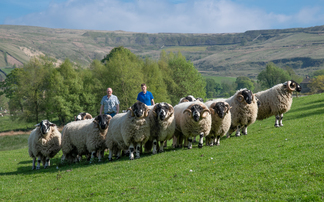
[[1, 0, 324, 33]]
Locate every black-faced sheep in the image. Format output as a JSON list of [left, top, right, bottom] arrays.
[[144, 102, 175, 154], [173, 101, 212, 149], [28, 120, 62, 170], [61, 114, 112, 163], [106, 101, 150, 160], [255, 80, 302, 127], [204, 101, 232, 146], [215, 89, 259, 137], [75, 112, 93, 121]]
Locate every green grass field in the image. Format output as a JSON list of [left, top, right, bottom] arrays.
[[202, 75, 236, 83], [0, 93, 324, 201]]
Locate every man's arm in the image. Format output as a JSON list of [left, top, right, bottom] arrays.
[[100, 105, 103, 115], [151, 99, 155, 105], [116, 104, 119, 114]]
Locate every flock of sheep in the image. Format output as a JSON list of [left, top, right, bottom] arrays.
[[28, 80, 301, 170]]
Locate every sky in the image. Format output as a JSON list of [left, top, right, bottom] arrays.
[[1, 0, 324, 33]]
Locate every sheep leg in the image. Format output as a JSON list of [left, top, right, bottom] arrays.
[[215, 135, 221, 146], [163, 140, 167, 148], [198, 133, 204, 148], [235, 126, 241, 137], [279, 114, 284, 127], [187, 138, 192, 149], [36, 156, 41, 170], [275, 115, 280, 127], [172, 136, 177, 148], [108, 151, 113, 161], [242, 125, 248, 135], [97, 150, 102, 162], [129, 144, 135, 160], [152, 139, 157, 155], [44, 157, 50, 169], [61, 154, 66, 163], [135, 143, 141, 159], [192, 136, 197, 143], [159, 141, 164, 152], [32, 157, 36, 170], [90, 151, 96, 163], [116, 150, 122, 160]]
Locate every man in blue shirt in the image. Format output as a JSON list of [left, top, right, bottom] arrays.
[[100, 88, 120, 117], [137, 83, 155, 106]]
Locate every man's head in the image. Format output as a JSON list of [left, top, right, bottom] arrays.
[[107, 88, 113, 96], [141, 83, 147, 93]]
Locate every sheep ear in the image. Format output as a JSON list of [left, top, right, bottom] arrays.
[[49, 122, 56, 127], [34, 123, 40, 127], [152, 105, 158, 117], [168, 104, 174, 116], [209, 108, 215, 115]]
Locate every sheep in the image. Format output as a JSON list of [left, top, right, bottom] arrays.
[[179, 95, 196, 103], [75, 112, 93, 121], [173, 101, 212, 149], [61, 114, 112, 163], [204, 101, 232, 146], [28, 120, 61, 170], [214, 89, 259, 137], [106, 101, 151, 161], [255, 80, 302, 127], [144, 102, 175, 154]]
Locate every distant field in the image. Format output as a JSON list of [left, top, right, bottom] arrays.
[[202, 75, 236, 83], [0, 67, 15, 75], [163, 46, 207, 52]]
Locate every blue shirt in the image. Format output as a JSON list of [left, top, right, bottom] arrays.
[[100, 94, 120, 113], [137, 91, 154, 106]]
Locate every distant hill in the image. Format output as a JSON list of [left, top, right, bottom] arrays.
[[1, 25, 324, 78]]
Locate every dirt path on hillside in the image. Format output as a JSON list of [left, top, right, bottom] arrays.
[[0, 126, 64, 137]]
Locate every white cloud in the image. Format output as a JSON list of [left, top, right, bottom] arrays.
[[4, 0, 324, 33]]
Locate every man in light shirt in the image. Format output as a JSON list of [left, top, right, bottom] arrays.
[[100, 88, 120, 117]]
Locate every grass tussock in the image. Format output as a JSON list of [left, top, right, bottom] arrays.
[[0, 93, 324, 201]]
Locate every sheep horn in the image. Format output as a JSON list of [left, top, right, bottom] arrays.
[[225, 103, 232, 113], [287, 80, 296, 91], [128, 108, 135, 117], [144, 107, 150, 118], [201, 108, 211, 118], [237, 94, 244, 103]]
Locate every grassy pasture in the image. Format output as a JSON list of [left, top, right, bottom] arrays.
[[202, 75, 236, 84], [0, 93, 324, 201]]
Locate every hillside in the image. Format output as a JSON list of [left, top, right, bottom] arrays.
[[1, 25, 324, 78]]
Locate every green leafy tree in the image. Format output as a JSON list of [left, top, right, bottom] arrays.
[[309, 75, 324, 93], [220, 80, 236, 97], [257, 62, 291, 89], [312, 69, 324, 77], [142, 58, 170, 104], [235, 76, 255, 91], [206, 78, 221, 98], [283, 66, 303, 83], [167, 52, 206, 104]]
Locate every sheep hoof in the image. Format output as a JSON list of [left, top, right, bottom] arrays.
[[242, 132, 247, 135], [280, 124, 283, 127], [44, 166, 48, 169], [274, 124, 280, 128], [198, 144, 203, 148], [108, 158, 112, 161], [36, 167, 40, 170], [32, 167, 35, 170]]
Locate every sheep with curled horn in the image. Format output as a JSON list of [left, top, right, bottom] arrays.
[[213, 88, 258, 138], [144, 102, 175, 154], [204, 101, 231, 146], [173, 101, 212, 149], [255, 80, 301, 127], [106, 101, 151, 160]]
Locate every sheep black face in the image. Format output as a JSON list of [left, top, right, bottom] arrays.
[[95, 114, 111, 130], [290, 80, 302, 92], [155, 102, 169, 121], [76, 112, 87, 121], [132, 101, 147, 118], [35, 120, 55, 135], [191, 104, 203, 122], [213, 102, 226, 119], [185, 95, 196, 102], [240, 90, 253, 104]]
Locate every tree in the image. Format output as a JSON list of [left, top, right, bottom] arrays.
[[142, 58, 170, 104], [235, 76, 255, 91], [206, 78, 221, 98], [283, 66, 303, 83], [309, 75, 324, 94], [167, 52, 206, 104], [257, 62, 291, 89], [312, 69, 324, 77], [220, 80, 236, 97]]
